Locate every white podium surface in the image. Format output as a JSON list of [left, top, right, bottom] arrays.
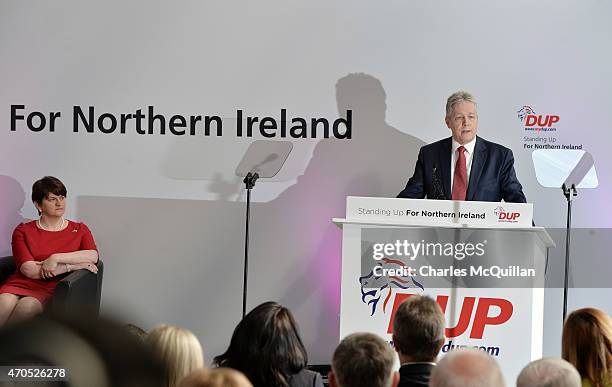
[[334, 197, 555, 386]]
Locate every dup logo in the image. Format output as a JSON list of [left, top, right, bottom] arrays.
[[517, 105, 559, 131], [494, 206, 520, 222], [359, 258, 424, 316], [386, 293, 514, 339], [358, 259, 514, 342]]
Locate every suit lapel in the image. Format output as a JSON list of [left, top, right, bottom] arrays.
[[466, 136, 488, 201], [438, 137, 452, 199]]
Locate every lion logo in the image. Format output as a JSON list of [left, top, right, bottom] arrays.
[[494, 206, 505, 217], [517, 106, 536, 122], [359, 258, 424, 316]]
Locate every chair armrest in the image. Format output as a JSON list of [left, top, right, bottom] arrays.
[[0, 256, 16, 282], [58, 269, 95, 288], [52, 260, 104, 316]]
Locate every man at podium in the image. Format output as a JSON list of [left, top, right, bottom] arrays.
[[397, 91, 526, 203]]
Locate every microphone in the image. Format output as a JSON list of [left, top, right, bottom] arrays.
[[432, 165, 446, 200]]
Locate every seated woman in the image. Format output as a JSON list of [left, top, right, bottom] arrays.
[[0, 176, 98, 326], [563, 307, 612, 387], [214, 301, 324, 387]]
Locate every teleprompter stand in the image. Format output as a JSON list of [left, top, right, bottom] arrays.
[[235, 140, 292, 317], [561, 183, 577, 321], [532, 149, 599, 323]]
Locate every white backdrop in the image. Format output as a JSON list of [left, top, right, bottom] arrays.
[[1, 0, 611, 366]]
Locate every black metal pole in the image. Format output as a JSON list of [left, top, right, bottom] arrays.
[[243, 187, 251, 318], [242, 172, 258, 318], [563, 197, 571, 321], [562, 184, 576, 322]]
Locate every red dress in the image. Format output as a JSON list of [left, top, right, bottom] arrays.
[[0, 220, 98, 304]]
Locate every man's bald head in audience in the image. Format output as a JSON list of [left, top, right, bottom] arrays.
[[517, 358, 581, 387], [430, 348, 505, 387]]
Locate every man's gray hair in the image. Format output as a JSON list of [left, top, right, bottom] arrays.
[[517, 358, 581, 387], [332, 332, 396, 387], [392, 295, 445, 361], [430, 348, 505, 387], [446, 91, 477, 118]]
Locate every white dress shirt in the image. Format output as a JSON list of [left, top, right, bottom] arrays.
[[450, 137, 476, 190]]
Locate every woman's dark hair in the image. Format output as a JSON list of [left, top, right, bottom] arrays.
[[214, 301, 308, 387], [32, 176, 67, 214]]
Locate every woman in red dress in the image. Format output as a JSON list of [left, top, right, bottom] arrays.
[[0, 176, 99, 326]]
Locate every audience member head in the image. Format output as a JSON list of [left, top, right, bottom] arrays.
[[392, 295, 445, 363], [517, 358, 581, 387], [213, 301, 308, 387], [0, 314, 164, 387], [146, 324, 205, 387], [562, 307, 612, 387], [430, 348, 505, 387], [179, 368, 253, 387], [330, 332, 398, 387]]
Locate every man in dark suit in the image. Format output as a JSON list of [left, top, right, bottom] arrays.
[[392, 295, 446, 387], [397, 91, 526, 203]]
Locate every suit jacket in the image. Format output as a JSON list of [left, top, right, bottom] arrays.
[[398, 363, 434, 387], [397, 136, 526, 203], [288, 369, 324, 387]]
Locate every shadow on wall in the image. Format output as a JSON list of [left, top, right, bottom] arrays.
[[77, 73, 426, 362], [0, 175, 28, 257], [249, 73, 425, 359]]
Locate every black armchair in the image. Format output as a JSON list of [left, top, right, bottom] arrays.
[[0, 256, 103, 315]]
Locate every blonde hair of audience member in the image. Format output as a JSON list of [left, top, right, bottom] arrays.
[[562, 308, 612, 387], [429, 348, 505, 387], [146, 324, 205, 387], [330, 332, 399, 387], [517, 358, 581, 387], [179, 368, 253, 387]]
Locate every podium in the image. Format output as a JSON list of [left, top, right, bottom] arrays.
[[333, 196, 555, 386]]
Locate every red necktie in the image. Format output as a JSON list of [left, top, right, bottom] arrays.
[[452, 146, 467, 201]]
